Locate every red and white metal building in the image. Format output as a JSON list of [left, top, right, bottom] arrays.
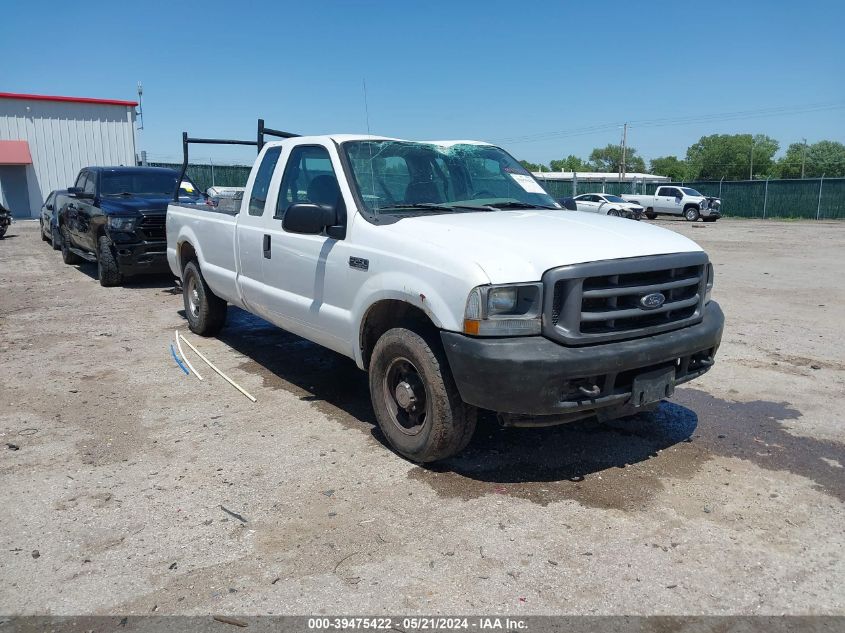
[[0, 92, 138, 217]]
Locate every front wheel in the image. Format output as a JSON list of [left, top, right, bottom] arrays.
[[182, 260, 227, 336], [607, 208, 620, 217], [97, 235, 123, 287], [369, 327, 477, 462], [702, 216, 719, 223], [645, 209, 656, 220], [0, 226, 7, 239], [684, 207, 701, 222], [40, 219, 49, 241]]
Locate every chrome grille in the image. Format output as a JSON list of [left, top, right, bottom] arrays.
[[543, 252, 709, 345], [139, 214, 166, 240]]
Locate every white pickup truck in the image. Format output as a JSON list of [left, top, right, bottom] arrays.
[[622, 186, 721, 222], [167, 123, 724, 462]]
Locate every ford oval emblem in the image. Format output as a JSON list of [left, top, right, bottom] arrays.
[[639, 292, 666, 310]]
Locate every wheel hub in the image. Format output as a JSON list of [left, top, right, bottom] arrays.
[[394, 380, 418, 410]]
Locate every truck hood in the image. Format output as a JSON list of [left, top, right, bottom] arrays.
[[385, 210, 704, 283], [100, 194, 199, 215]]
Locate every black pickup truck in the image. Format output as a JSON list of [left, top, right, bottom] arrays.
[[57, 166, 204, 286]]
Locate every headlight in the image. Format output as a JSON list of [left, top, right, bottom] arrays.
[[463, 283, 542, 336], [108, 216, 136, 232], [705, 263, 714, 304]]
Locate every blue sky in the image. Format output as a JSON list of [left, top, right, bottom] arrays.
[[3, 0, 843, 166]]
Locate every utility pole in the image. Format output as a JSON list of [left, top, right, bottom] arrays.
[[619, 122, 628, 182], [801, 138, 807, 179], [749, 136, 754, 180]]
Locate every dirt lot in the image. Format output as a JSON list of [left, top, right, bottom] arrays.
[[0, 218, 843, 615]]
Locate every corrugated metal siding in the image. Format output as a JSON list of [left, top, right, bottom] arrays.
[[0, 98, 136, 216]]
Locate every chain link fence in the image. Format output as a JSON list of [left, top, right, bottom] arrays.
[[535, 175, 844, 219], [152, 161, 844, 220]]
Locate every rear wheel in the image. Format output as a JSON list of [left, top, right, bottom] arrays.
[[182, 260, 227, 335], [684, 207, 701, 222], [369, 327, 477, 462], [60, 226, 82, 264], [645, 208, 656, 220], [97, 235, 123, 287]]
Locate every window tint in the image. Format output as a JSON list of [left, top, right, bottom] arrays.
[[248, 147, 282, 216], [83, 172, 97, 195], [276, 146, 340, 219]]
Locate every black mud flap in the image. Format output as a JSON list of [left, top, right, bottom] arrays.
[[631, 365, 676, 407]]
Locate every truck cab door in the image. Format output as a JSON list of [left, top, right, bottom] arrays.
[[235, 145, 284, 318], [258, 142, 353, 355], [77, 171, 99, 251]]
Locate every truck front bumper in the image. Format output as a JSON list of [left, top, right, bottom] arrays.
[[113, 240, 170, 276], [440, 301, 724, 419]]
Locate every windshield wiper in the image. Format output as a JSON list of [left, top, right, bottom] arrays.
[[104, 191, 136, 197], [376, 203, 459, 213], [486, 201, 557, 210]]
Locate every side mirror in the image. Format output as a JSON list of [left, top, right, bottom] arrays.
[[282, 203, 337, 235], [46, 204, 53, 211]]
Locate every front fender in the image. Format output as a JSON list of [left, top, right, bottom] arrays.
[[350, 271, 472, 368]]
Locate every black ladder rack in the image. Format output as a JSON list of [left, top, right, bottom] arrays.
[[174, 119, 299, 202]]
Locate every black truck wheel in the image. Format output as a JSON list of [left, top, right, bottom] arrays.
[[369, 327, 477, 462], [182, 260, 227, 336], [645, 208, 656, 220], [60, 226, 82, 264], [97, 235, 123, 287]]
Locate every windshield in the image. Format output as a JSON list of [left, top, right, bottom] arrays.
[[681, 187, 703, 197], [342, 141, 558, 214], [101, 170, 200, 198], [603, 195, 626, 203]]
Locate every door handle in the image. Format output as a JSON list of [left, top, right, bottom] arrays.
[[263, 234, 271, 258]]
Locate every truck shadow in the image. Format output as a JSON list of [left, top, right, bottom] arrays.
[[70, 261, 177, 289], [218, 307, 844, 510]]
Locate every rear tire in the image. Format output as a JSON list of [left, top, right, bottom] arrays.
[[97, 235, 123, 287], [684, 207, 701, 222], [645, 208, 656, 220], [369, 327, 477, 463], [60, 226, 82, 264], [182, 260, 227, 336]]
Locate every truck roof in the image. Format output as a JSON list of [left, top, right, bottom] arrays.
[[262, 135, 494, 147]]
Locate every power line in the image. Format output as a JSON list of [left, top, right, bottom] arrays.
[[492, 100, 845, 145]]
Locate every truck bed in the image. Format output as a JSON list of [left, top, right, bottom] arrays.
[[166, 202, 240, 303]]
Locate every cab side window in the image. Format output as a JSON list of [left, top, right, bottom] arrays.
[[248, 147, 282, 216], [83, 172, 97, 196], [275, 146, 340, 219]]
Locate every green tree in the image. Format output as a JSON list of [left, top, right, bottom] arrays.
[[549, 155, 591, 172], [649, 156, 690, 181], [686, 133, 779, 180], [776, 140, 845, 178], [587, 144, 646, 173], [518, 160, 546, 172]]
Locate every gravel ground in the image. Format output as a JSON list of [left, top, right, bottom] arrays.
[[0, 218, 843, 616]]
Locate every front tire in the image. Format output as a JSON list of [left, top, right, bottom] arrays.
[[51, 226, 61, 250], [40, 219, 49, 241], [97, 235, 123, 287], [60, 226, 82, 264], [369, 327, 477, 463], [607, 208, 620, 217], [684, 207, 701, 222], [703, 216, 719, 223], [645, 208, 656, 220], [182, 260, 227, 336]]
